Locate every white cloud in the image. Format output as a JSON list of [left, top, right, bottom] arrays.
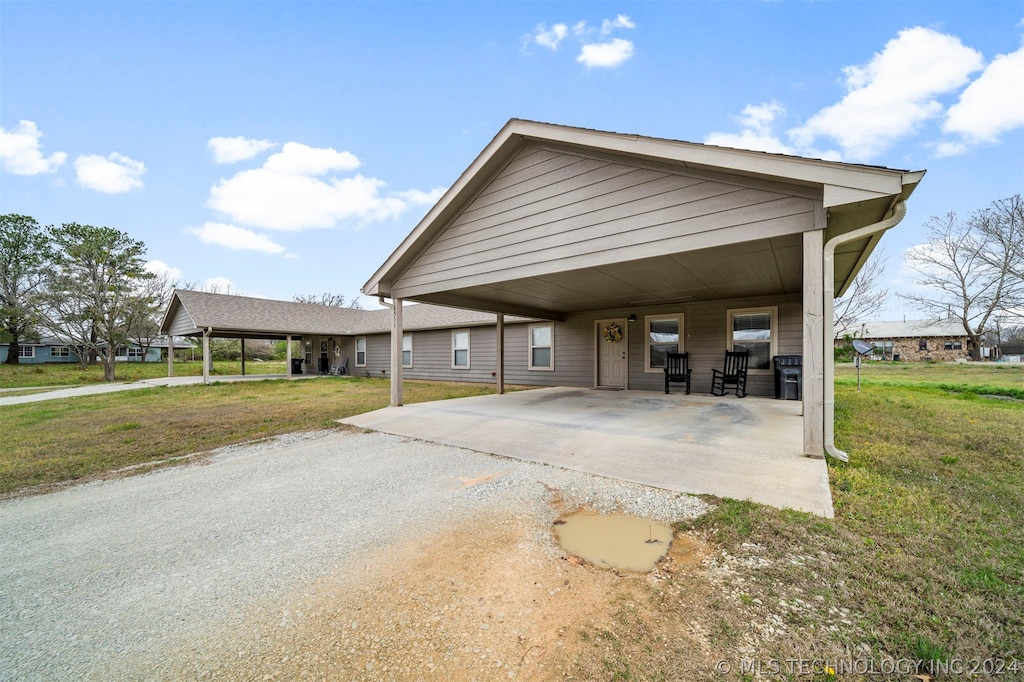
[[788, 27, 984, 161], [208, 136, 277, 164], [705, 102, 798, 155], [601, 14, 635, 35], [145, 259, 183, 282], [207, 141, 441, 231], [533, 23, 568, 50], [942, 45, 1024, 145], [0, 120, 67, 175], [395, 187, 447, 205], [577, 38, 635, 69], [204, 276, 236, 294], [263, 142, 360, 175], [184, 222, 286, 254], [74, 152, 145, 193]]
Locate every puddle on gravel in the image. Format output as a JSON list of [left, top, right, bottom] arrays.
[[554, 512, 673, 572]]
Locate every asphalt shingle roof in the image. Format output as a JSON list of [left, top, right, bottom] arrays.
[[166, 289, 528, 337], [855, 319, 967, 339]]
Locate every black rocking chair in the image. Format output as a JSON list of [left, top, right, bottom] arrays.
[[664, 352, 692, 394], [711, 350, 750, 397]]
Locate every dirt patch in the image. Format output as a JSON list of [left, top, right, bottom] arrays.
[[164, 509, 718, 681]]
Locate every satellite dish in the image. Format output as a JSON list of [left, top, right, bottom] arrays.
[[852, 340, 874, 355]]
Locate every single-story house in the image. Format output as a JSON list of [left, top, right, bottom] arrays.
[[161, 120, 925, 461], [0, 337, 172, 364], [998, 344, 1024, 363], [843, 319, 972, 361]]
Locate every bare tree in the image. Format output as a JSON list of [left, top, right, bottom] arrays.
[[899, 195, 1024, 360], [833, 248, 889, 340], [973, 194, 1024, 320], [293, 292, 362, 309], [125, 269, 178, 362]]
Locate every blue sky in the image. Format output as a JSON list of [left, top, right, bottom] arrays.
[[2, 1, 1022, 318]]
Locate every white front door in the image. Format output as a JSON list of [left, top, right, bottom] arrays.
[[597, 318, 627, 388]]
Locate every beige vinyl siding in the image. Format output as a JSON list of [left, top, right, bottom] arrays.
[[343, 294, 801, 396], [393, 145, 817, 298], [166, 307, 199, 337]]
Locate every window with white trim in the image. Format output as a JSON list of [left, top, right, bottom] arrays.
[[727, 307, 777, 371], [452, 329, 470, 368], [127, 347, 143, 358], [645, 314, 683, 372], [52, 346, 71, 357], [18, 346, 34, 358], [528, 323, 554, 370], [402, 334, 412, 368], [355, 336, 366, 367]]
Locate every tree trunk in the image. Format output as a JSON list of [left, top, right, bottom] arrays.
[[4, 337, 20, 364], [969, 333, 983, 361], [103, 356, 117, 381]]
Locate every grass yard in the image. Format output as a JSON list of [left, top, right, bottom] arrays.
[[1, 362, 1021, 677], [0, 377, 495, 496], [0, 360, 289, 389], [665, 363, 1023, 679]]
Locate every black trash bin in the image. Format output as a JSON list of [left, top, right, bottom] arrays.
[[291, 358, 303, 375], [773, 355, 802, 400]]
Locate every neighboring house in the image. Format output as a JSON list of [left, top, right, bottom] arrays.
[[0, 336, 175, 364], [998, 344, 1024, 363], [162, 119, 926, 459], [0, 337, 82, 364], [845, 319, 972, 361]]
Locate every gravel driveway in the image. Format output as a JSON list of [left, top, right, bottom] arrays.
[[0, 429, 706, 680]]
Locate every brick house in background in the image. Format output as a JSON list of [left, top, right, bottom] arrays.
[[846, 319, 972, 361]]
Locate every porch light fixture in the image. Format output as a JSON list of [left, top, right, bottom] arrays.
[[628, 314, 637, 322]]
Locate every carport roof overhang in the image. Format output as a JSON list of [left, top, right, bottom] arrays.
[[363, 119, 924, 320]]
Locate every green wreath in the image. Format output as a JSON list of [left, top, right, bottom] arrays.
[[602, 323, 623, 344]]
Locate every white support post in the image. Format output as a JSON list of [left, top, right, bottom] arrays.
[[202, 328, 211, 385], [390, 298, 404, 406], [168, 336, 174, 377], [286, 335, 293, 379], [496, 314, 504, 394], [803, 228, 825, 458]]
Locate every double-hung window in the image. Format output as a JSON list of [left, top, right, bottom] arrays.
[[727, 307, 776, 370], [645, 314, 683, 372], [18, 346, 34, 359], [528, 323, 554, 370], [52, 346, 71, 358], [355, 337, 366, 367], [452, 329, 470, 368], [402, 334, 413, 368]]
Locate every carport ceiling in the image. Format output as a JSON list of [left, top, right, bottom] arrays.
[[410, 233, 804, 318]]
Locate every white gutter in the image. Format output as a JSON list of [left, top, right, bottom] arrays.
[[822, 200, 907, 462]]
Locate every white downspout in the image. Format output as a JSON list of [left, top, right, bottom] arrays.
[[823, 200, 907, 461]]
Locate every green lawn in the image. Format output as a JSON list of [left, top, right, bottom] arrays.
[[0, 359, 288, 389], [681, 362, 1024, 677], [0, 377, 495, 496]]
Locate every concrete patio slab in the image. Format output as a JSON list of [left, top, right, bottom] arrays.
[[340, 386, 834, 517]]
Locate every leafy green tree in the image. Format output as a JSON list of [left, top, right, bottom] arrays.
[[40, 223, 154, 380], [0, 214, 52, 364]]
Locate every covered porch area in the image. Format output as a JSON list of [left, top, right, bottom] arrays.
[[340, 386, 832, 516]]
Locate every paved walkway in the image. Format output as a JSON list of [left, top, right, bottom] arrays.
[[0, 374, 325, 406], [342, 386, 834, 517]]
